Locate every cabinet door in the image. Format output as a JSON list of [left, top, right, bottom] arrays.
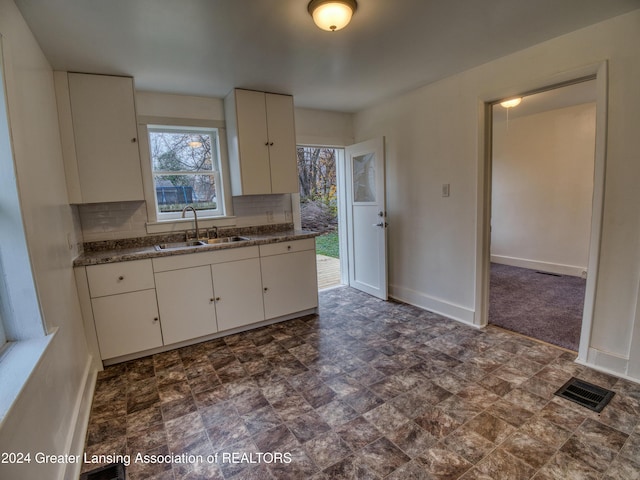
[[68, 73, 143, 203], [154, 266, 218, 345], [261, 250, 318, 319], [265, 93, 298, 194], [92, 289, 162, 359], [234, 89, 271, 194], [211, 258, 265, 331]]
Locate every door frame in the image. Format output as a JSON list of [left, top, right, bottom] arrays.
[[475, 61, 608, 364], [295, 144, 349, 287]]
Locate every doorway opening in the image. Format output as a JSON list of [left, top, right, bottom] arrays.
[[297, 146, 346, 290], [488, 80, 597, 351]]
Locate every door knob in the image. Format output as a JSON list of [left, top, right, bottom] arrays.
[[374, 222, 388, 228]]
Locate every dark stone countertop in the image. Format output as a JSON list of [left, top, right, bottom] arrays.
[[73, 225, 319, 267]]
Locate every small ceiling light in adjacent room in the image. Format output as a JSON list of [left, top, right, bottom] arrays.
[[308, 0, 358, 32], [500, 97, 522, 108], [188, 138, 203, 148]]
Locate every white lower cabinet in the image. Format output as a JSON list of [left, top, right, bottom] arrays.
[[85, 259, 162, 360], [260, 242, 318, 319], [80, 241, 319, 364], [154, 265, 218, 345], [212, 257, 265, 331], [92, 289, 162, 359]]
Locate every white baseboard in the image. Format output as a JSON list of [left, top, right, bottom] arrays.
[[575, 347, 639, 384], [491, 255, 586, 277], [63, 357, 98, 480], [389, 284, 477, 327]]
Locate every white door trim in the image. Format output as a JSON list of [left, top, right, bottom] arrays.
[[475, 61, 608, 365]]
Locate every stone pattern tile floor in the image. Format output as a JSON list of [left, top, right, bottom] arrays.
[[83, 287, 640, 479]]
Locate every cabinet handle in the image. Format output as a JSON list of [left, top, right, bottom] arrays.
[[263, 287, 268, 292], [215, 297, 221, 302], [287, 245, 292, 250], [153, 317, 159, 323], [264, 141, 269, 146], [210, 298, 215, 303], [269, 142, 274, 146], [118, 275, 124, 281], [131, 138, 137, 143]]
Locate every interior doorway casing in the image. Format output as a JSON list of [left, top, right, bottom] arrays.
[[476, 61, 608, 364]]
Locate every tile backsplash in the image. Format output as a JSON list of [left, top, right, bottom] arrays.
[[78, 194, 294, 243]]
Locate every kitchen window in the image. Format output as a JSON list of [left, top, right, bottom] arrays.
[[148, 125, 225, 220]]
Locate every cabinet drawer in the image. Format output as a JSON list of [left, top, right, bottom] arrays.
[[86, 259, 154, 297], [259, 238, 315, 257]]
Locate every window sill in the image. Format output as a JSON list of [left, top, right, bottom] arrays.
[[146, 216, 237, 235], [0, 328, 56, 426]]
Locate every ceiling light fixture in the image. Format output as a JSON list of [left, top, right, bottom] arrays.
[[308, 0, 358, 32], [500, 97, 522, 108]]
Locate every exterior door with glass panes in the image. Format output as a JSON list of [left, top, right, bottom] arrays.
[[345, 137, 388, 300]]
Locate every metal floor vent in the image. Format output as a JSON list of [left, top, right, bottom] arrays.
[[79, 463, 125, 480], [554, 377, 615, 412]]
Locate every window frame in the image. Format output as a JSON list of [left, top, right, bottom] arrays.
[[137, 117, 234, 229], [147, 125, 222, 220], [0, 309, 6, 352]]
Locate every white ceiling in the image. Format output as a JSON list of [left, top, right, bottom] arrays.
[[14, 0, 640, 112]]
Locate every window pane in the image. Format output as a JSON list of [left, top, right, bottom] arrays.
[[353, 153, 376, 202], [149, 131, 214, 173], [155, 174, 217, 213]]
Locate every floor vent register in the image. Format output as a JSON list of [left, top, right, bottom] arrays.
[[554, 377, 615, 412], [79, 462, 125, 480]]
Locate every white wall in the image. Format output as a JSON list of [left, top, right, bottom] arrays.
[[491, 103, 596, 276], [295, 107, 354, 147], [0, 0, 93, 478], [354, 10, 640, 379]]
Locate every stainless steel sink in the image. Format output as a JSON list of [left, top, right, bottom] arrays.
[[154, 240, 207, 251], [206, 236, 250, 244]]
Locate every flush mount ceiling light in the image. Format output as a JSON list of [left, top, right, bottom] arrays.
[[188, 136, 202, 148], [308, 0, 358, 32], [500, 97, 522, 108]]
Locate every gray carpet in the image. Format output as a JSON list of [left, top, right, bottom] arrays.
[[489, 263, 586, 351]]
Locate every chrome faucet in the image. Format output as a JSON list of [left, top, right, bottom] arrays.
[[181, 205, 200, 240]]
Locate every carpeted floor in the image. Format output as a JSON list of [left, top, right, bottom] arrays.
[[489, 263, 586, 351]]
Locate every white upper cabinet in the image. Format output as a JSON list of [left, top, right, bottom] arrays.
[[54, 72, 144, 204], [225, 89, 298, 195]]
